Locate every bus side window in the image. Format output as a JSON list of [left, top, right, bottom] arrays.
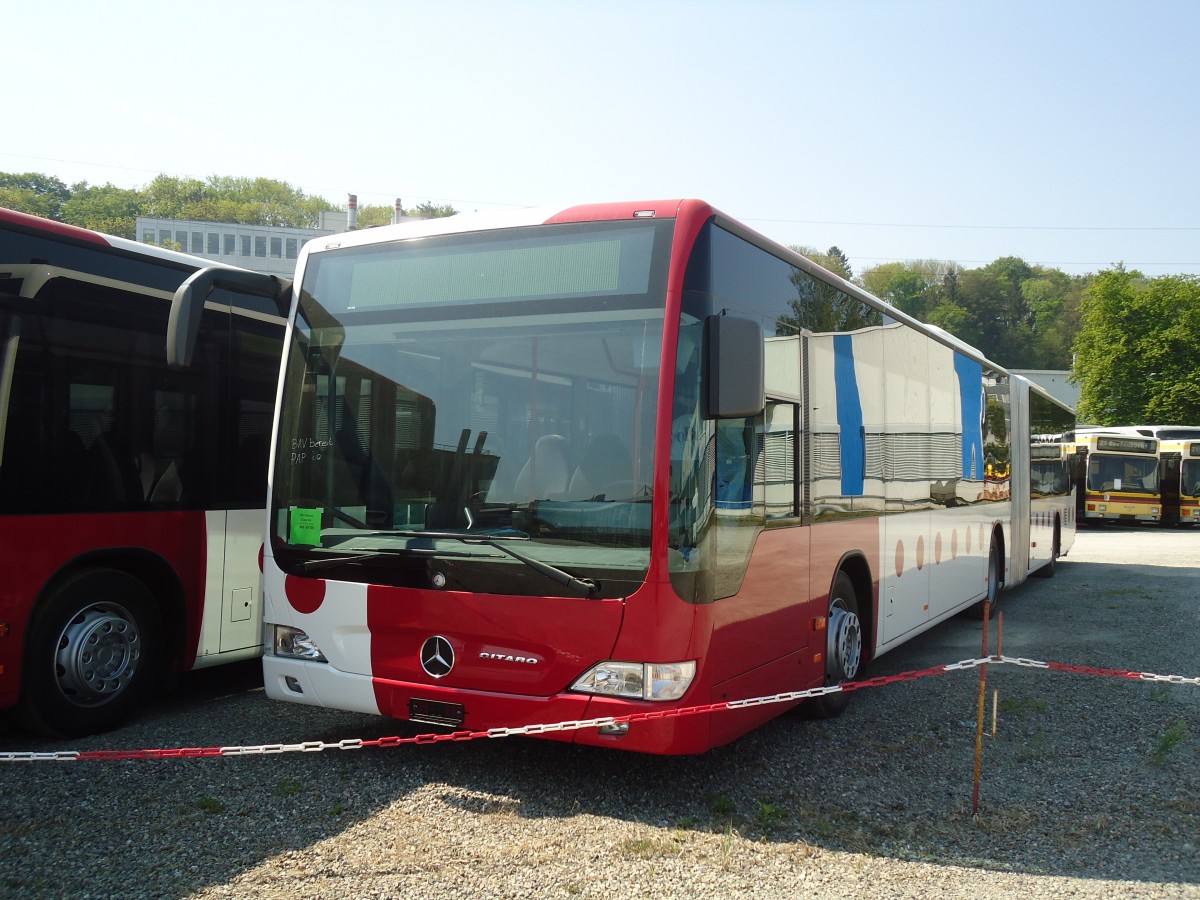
[[715, 418, 755, 509]]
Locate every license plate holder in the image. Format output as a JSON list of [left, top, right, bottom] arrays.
[[408, 698, 465, 727]]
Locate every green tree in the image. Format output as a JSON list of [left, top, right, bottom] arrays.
[[61, 182, 144, 238], [354, 200, 459, 228], [785, 245, 881, 332], [1072, 268, 1200, 424], [409, 201, 457, 219], [956, 256, 1036, 365], [140, 174, 335, 228], [859, 259, 961, 322], [0, 171, 71, 219]]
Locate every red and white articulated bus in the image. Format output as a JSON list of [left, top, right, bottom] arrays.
[[0, 208, 287, 736], [171, 199, 1077, 754]]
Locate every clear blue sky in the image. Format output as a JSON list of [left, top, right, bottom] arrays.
[[5, 0, 1198, 277]]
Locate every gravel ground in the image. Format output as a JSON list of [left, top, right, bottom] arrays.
[[1, 527, 1198, 899]]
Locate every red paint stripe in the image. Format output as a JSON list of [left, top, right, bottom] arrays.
[[0, 207, 111, 245]]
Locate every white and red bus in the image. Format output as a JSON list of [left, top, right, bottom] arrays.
[[0, 208, 287, 736], [173, 199, 1076, 754]]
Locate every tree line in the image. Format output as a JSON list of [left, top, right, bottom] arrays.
[[2, 170, 1196, 424], [0, 171, 455, 237]]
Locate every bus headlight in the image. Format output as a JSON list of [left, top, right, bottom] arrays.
[[273, 625, 328, 662], [571, 661, 696, 701]]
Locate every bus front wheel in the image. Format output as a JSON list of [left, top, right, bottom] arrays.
[[803, 571, 862, 719], [21, 568, 164, 737]]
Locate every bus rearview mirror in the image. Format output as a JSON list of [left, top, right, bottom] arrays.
[[705, 313, 765, 419]]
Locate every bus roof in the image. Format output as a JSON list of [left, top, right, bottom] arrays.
[[0, 207, 254, 272], [293, 198, 1021, 382]]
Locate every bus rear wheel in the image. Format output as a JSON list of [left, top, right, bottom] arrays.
[[968, 536, 1004, 618], [1032, 524, 1059, 579], [21, 568, 163, 738], [804, 572, 862, 719]]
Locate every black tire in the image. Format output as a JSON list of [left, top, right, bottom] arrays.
[[968, 536, 1004, 618], [1032, 525, 1059, 579], [803, 571, 863, 719], [20, 568, 164, 738]]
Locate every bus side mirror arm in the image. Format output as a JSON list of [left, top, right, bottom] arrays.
[[704, 313, 765, 419], [167, 266, 292, 368]]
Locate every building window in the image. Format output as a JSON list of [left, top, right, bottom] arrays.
[[270, 237, 283, 259], [142, 231, 155, 244], [224, 234, 236, 255], [241, 235, 251, 256], [285, 238, 298, 259], [191, 232, 203, 253], [175, 231, 187, 249], [207, 233, 220, 254], [255, 236, 267, 258]]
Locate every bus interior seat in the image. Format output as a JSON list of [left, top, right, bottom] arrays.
[[86, 430, 143, 504], [512, 434, 570, 501], [149, 460, 183, 502], [568, 433, 633, 499], [335, 418, 393, 524]]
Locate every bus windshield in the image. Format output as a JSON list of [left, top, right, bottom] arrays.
[[1086, 453, 1158, 493], [1183, 458, 1200, 498], [270, 219, 672, 597]]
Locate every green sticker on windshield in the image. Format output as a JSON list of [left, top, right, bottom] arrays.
[[289, 507, 322, 546]]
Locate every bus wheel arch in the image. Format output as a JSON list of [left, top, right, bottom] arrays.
[[803, 556, 870, 719], [20, 555, 181, 737]]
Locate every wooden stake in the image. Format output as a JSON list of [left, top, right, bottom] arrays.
[[972, 600, 990, 816]]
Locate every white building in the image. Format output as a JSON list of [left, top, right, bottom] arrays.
[[136, 216, 333, 277]]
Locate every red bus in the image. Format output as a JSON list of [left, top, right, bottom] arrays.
[[172, 199, 1076, 754], [0, 208, 286, 736]]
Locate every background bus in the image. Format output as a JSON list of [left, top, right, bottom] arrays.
[[172, 199, 1076, 755], [1116, 426, 1200, 526], [1171, 440, 1200, 525], [1071, 430, 1162, 525], [0, 208, 286, 736]]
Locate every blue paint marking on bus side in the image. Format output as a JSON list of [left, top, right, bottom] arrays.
[[833, 334, 865, 496], [954, 353, 985, 479]]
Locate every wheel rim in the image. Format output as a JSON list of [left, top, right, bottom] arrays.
[[827, 599, 862, 683], [53, 602, 142, 706]]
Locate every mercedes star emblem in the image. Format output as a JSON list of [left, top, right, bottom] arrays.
[[420, 635, 455, 678]]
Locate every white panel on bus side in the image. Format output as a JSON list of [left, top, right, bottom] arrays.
[[197, 510, 265, 664], [220, 509, 266, 652], [198, 511, 227, 659]]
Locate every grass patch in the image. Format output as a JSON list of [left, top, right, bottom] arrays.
[[1150, 719, 1190, 765], [1000, 696, 1048, 716], [621, 834, 682, 859], [195, 796, 225, 814], [276, 779, 302, 797]]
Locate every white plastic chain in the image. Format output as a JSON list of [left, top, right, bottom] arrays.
[[2, 655, 1196, 762]]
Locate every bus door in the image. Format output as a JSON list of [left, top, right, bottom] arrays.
[[1160, 449, 1182, 526], [195, 306, 279, 660]]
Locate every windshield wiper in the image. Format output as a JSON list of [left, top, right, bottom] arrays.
[[299, 545, 485, 573], [296, 529, 599, 597], [380, 529, 599, 598]]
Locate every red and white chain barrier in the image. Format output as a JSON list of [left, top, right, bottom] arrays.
[[3, 655, 1197, 763]]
